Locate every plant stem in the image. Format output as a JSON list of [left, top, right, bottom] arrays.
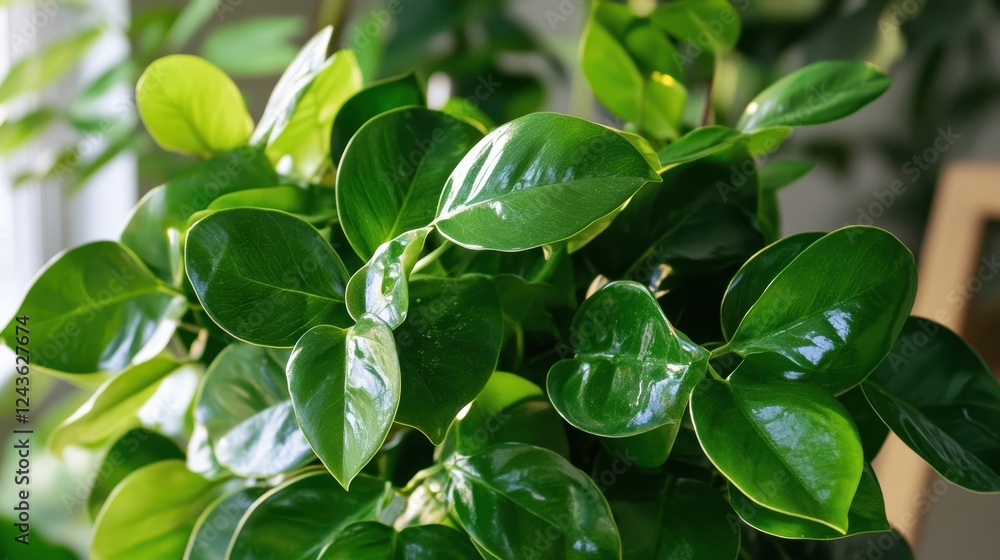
[[529, 245, 566, 283], [412, 240, 454, 274], [701, 56, 717, 127], [709, 343, 730, 360], [708, 364, 725, 382]]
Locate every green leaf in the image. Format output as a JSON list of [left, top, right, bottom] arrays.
[[229, 470, 392, 560], [393, 276, 503, 444], [863, 317, 1000, 492], [203, 184, 336, 224], [330, 73, 425, 165], [164, 0, 217, 50], [652, 479, 741, 560], [730, 463, 889, 539], [121, 148, 278, 285], [690, 373, 864, 533], [737, 61, 892, 131], [87, 428, 184, 521], [253, 26, 333, 144], [839, 387, 889, 462], [582, 2, 686, 137], [447, 443, 622, 559], [201, 16, 304, 78], [47, 356, 183, 457], [266, 49, 362, 179], [345, 228, 429, 328], [91, 460, 225, 560], [441, 371, 570, 459], [0, 27, 102, 103], [136, 55, 253, 157], [185, 208, 351, 347], [196, 344, 314, 477], [826, 530, 914, 560], [441, 97, 496, 132], [745, 126, 793, 157], [759, 161, 815, 192], [337, 107, 482, 259], [435, 112, 660, 251], [185, 485, 268, 560], [320, 522, 481, 559], [0, 107, 57, 154], [656, 126, 744, 171], [1, 242, 185, 374], [650, 0, 741, 53], [723, 226, 916, 393], [547, 281, 708, 438], [288, 318, 401, 488], [719, 231, 824, 340]]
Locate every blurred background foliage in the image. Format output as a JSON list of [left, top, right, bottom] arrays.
[[2, 0, 999, 557]]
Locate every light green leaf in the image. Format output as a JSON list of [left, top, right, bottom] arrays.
[[87, 428, 184, 522], [650, 0, 741, 53], [0, 27, 102, 103], [185, 485, 268, 560], [202, 16, 304, 78], [0, 108, 57, 154]]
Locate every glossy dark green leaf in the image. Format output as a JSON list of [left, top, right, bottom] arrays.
[[839, 388, 889, 462], [393, 276, 503, 444], [229, 470, 392, 560], [657, 479, 741, 560], [337, 108, 482, 259], [346, 228, 429, 328], [441, 371, 570, 459], [136, 55, 253, 157], [47, 357, 186, 454], [691, 372, 864, 532], [330, 73, 425, 165], [435, 113, 660, 251], [185, 485, 268, 560], [730, 464, 889, 539], [91, 460, 225, 560], [737, 61, 891, 131], [582, 2, 686, 137], [1, 242, 185, 374], [723, 226, 916, 394], [491, 272, 575, 334], [288, 318, 401, 488], [650, 0, 741, 53], [87, 428, 184, 521], [320, 522, 480, 559], [265, 49, 362, 179], [196, 344, 314, 477], [600, 423, 675, 469], [185, 208, 351, 347], [759, 161, 815, 192], [719, 231, 824, 340], [548, 281, 708, 438], [863, 317, 1000, 492], [446, 443, 622, 559], [252, 25, 332, 143]]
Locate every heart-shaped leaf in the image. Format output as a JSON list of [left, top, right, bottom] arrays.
[[185, 208, 351, 347], [691, 372, 864, 532], [265, 49, 362, 179], [346, 228, 430, 328], [121, 148, 278, 285], [582, 2, 686, 137], [48, 357, 189, 455], [185, 485, 268, 560], [393, 276, 503, 444], [446, 443, 622, 560], [320, 522, 481, 559], [196, 344, 314, 477], [730, 463, 889, 539], [722, 226, 916, 394], [229, 470, 392, 560], [288, 318, 401, 488], [330, 73, 425, 164], [337, 108, 481, 259], [86, 428, 184, 522], [1, 242, 185, 374], [435, 112, 660, 251], [91, 460, 225, 560], [863, 317, 1000, 492], [650, 0, 741, 52], [548, 280, 708, 438], [136, 55, 252, 157], [737, 61, 891, 132]]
